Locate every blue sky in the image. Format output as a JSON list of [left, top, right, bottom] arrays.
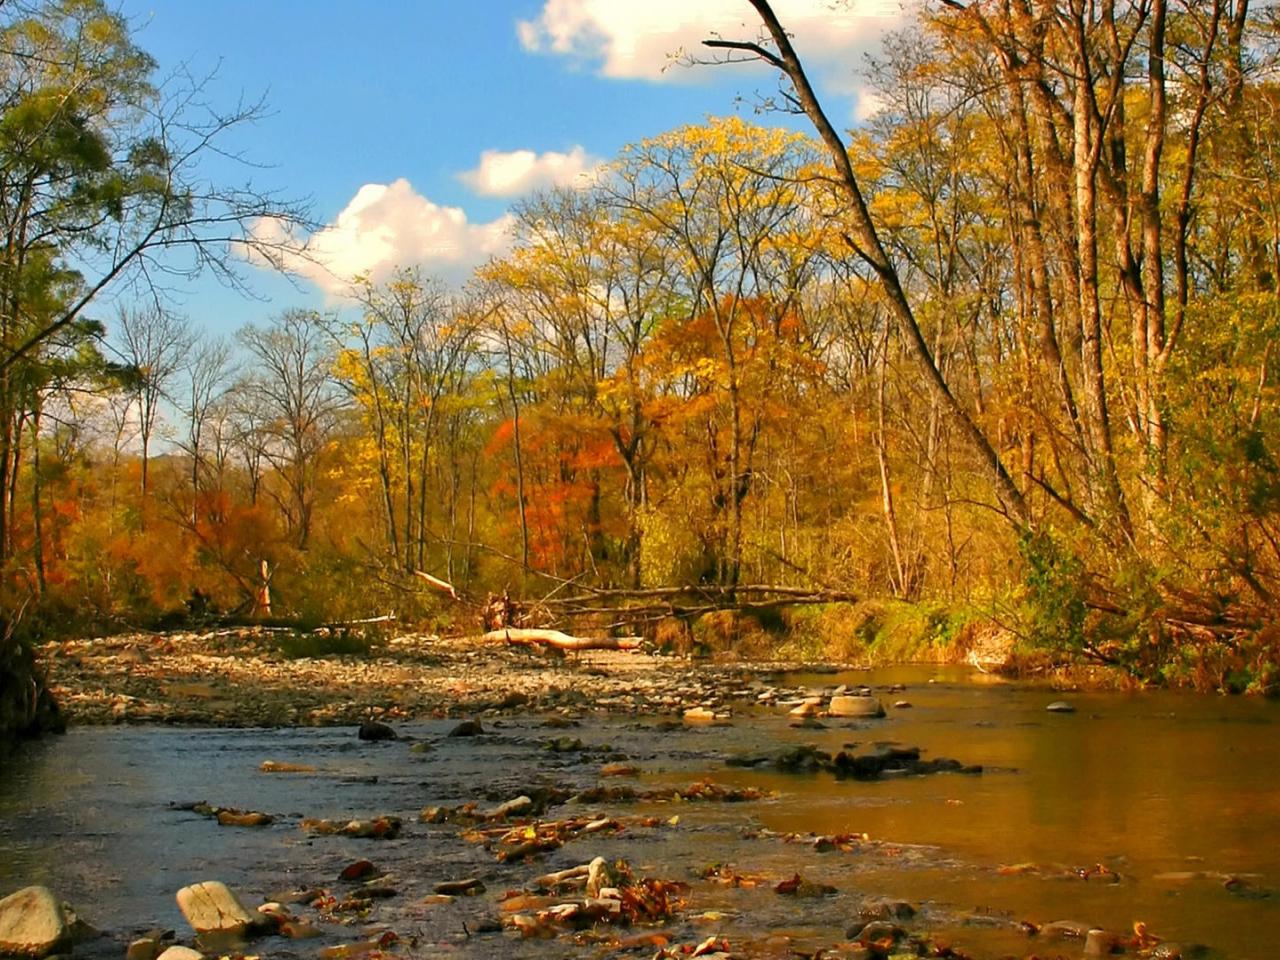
[[114, 1, 902, 337]]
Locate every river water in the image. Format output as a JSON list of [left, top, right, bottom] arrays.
[[1, 666, 1277, 958]]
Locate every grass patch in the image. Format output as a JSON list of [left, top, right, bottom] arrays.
[[779, 599, 984, 664], [274, 629, 385, 659]]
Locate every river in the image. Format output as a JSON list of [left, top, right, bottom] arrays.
[[1, 666, 1277, 958]]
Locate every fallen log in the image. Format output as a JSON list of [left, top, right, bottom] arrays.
[[483, 628, 644, 652]]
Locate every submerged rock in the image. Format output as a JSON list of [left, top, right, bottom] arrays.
[[1046, 701, 1076, 713], [1039, 919, 1091, 940], [859, 898, 916, 921], [175, 881, 255, 936], [0, 886, 70, 958], [1084, 928, 1121, 956], [447, 719, 484, 737]]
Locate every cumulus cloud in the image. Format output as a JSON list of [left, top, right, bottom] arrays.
[[253, 178, 513, 298], [517, 0, 901, 104], [458, 145, 604, 197]]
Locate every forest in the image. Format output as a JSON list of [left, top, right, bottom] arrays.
[[1, 0, 1279, 701]]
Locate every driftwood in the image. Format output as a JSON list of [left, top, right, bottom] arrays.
[[414, 569, 459, 600], [483, 628, 644, 652], [536, 583, 861, 624]]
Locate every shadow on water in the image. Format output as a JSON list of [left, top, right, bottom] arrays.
[[0, 668, 1278, 958]]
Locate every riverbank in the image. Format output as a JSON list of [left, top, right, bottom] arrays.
[[32, 624, 1144, 730], [36, 628, 851, 728]]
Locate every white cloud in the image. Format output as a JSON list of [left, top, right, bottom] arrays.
[[458, 146, 603, 197], [253, 178, 513, 298], [517, 0, 901, 93]]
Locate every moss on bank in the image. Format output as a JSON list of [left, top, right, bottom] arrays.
[[649, 600, 1002, 666]]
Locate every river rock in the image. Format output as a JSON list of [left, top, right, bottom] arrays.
[[0, 886, 70, 958], [850, 920, 905, 943], [339, 860, 377, 881], [788, 697, 823, 718], [175, 881, 255, 936], [156, 948, 203, 960], [1084, 928, 1120, 956], [126, 938, 164, 960], [1151, 942, 1205, 960], [829, 695, 885, 719], [683, 707, 730, 725], [280, 921, 322, 939], [1039, 919, 1090, 940], [447, 719, 484, 737], [1046, 701, 1076, 713], [432, 878, 484, 896], [485, 795, 533, 819], [859, 898, 916, 921], [357, 719, 396, 741]]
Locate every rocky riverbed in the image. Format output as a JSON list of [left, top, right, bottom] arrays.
[[37, 628, 883, 728]]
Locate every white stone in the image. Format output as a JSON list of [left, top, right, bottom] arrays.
[[156, 947, 204, 960], [175, 881, 254, 935], [0, 886, 69, 959]]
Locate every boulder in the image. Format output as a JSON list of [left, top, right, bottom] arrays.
[[1046, 701, 1076, 714], [828, 695, 885, 719], [175, 882, 255, 936], [0, 886, 70, 958]]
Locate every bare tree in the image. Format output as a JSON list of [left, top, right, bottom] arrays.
[[176, 333, 237, 515], [238, 309, 344, 550], [112, 306, 191, 499]]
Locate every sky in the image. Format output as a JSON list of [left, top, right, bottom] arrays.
[[113, 0, 906, 337]]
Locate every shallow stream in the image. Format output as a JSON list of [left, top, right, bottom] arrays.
[[1, 666, 1278, 958]]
